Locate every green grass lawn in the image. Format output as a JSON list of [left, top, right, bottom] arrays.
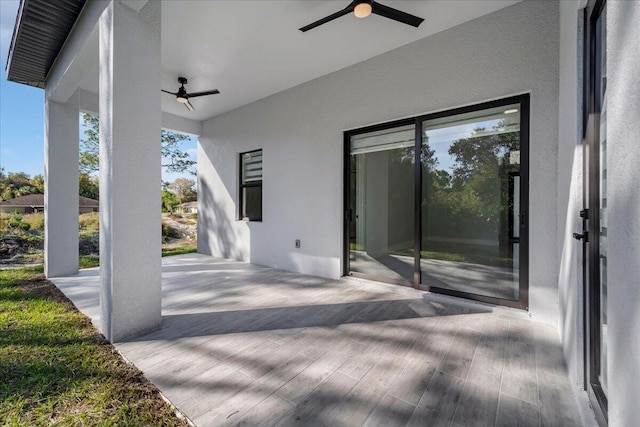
[[0, 266, 189, 426], [161, 245, 197, 258], [78, 245, 197, 270], [79, 256, 100, 269]]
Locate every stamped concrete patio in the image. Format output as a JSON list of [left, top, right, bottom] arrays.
[[51, 253, 586, 426]]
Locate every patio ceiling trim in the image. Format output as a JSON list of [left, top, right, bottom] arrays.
[[6, 0, 87, 88]]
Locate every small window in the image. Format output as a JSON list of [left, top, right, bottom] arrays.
[[240, 150, 262, 221]]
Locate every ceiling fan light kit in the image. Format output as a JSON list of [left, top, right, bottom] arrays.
[[161, 76, 220, 112], [299, 0, 424, 32], [353, 1, 373, 18]]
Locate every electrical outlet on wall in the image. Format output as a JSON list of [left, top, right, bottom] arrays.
[[295, 239, 301, 248]]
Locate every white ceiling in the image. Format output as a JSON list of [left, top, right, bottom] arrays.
[[79, 0, 520, 121]]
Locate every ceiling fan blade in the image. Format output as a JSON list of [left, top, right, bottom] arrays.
[[161, 89, 178, 95], [187, 89, 220, 98], [185, 100, 195, 111], [372, 2, 424, 27], [299, 6, 352, 32]]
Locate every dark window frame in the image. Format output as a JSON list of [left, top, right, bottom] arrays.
[[239, 149, 263, 222], [343, 94, 530, 310], [583, 0, 608, 424]]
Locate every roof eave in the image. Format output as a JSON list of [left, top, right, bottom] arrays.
[[5, 0, 86, 89], [5, 0, 26, 81]]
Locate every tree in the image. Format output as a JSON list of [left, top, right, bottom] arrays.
[[79, 114, 100, 175], [161, 130, 196, 175], [0, 169, 45, 201], [1, 186, 13, 201], [15, 186, 36, 197], [168, 178, 197, 204], [30, 175, 45, 193], [0, 168, 98, 201], [79, 113, 196, 175], [161, 189, 179, 213], [79, 173, 99, 200]]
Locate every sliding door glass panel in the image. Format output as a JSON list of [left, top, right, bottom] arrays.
[[349, 124, 415, 283], [421, 104, 521, 299]]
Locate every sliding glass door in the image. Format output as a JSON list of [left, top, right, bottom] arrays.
[[420, 103, 523, 301], [345, 95, 529, 308], [348, 123, 416, 285]]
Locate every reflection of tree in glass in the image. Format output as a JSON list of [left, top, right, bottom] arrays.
[[423, 119, 519, 244], [396, 144, 437, 168], [449, 119, 518, 222]]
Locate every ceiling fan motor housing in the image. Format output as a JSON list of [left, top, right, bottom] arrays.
[[161, 76, 220, 111]]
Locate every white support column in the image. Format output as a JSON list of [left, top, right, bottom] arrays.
[[99, 0, 161, 342], [44, 91, 79, 278]]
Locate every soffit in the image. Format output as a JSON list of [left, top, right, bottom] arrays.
[[6, 0, 86, 87]]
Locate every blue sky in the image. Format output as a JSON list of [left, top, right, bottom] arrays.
[[0, 0, 196, 182], [1, 0, 44, 177]]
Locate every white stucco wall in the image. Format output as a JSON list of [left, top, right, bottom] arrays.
[[198, 0, 560, 322], [557, 0, 585, 389], [607, 1, 640, 425]]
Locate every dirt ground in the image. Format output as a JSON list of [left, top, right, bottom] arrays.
[[0, 214, 197, 270]]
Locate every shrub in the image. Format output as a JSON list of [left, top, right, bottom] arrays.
[[161, 189, 179, 213], [79, 212, 99, 231], [8, 213, 30, 231], [21, 232, 44, 247], [21, 213, 44, 231], [162, 222, 181, 239], [8, 213, 22, 228], [79, 234, 99, 255]]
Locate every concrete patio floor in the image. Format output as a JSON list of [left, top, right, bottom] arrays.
[[51, 253, 587, 426]]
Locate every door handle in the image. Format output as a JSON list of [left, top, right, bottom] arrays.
[[573, 231, 588, 241]]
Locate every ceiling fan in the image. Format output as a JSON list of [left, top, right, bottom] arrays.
[[299, 0, 424, 32], [161, 77, 220, 111]]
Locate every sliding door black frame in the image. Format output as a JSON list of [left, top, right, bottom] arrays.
[[344, 94, 530, 310], [343, 116, 416, 289]]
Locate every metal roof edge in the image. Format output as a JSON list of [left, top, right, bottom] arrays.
[[42, 0, 91, 88], [5, 0, 27, 77], [6, 0, 87, 89]]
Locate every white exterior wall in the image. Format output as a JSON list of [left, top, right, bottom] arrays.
[[556, 2, 640, 424], [607, 1, 640, 424], [199, 0, 560, 322], [557, 0, 585, 389]]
